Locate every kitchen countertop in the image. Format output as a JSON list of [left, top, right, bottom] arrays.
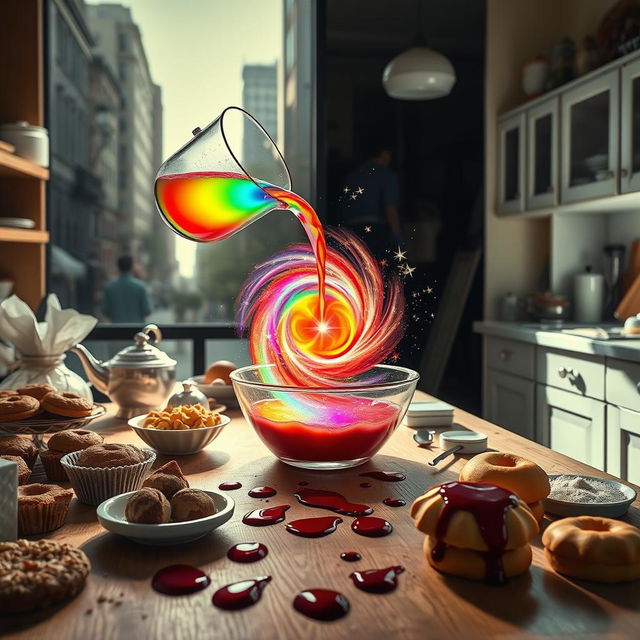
[[474, 320, 640, 362], [5, 395, 640, 639]]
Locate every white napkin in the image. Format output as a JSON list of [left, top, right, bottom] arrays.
[[0, 294, 97, 356]]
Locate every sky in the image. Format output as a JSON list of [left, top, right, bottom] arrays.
[[87, 0, 283, 276]]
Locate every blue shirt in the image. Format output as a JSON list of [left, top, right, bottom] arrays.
[[341, 162, 398, 224], [101, 274, 152, 323]]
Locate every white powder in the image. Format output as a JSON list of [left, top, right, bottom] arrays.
[[549, 475, 628, 504]]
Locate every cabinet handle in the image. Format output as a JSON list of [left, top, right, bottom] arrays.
[[499, 350, 511, 361], [621, 168, 629, 178], [605, 170, 614, 179], [559, 367, 579, 381], [558, 366, 568, 378], [636, 382, 640, 394]]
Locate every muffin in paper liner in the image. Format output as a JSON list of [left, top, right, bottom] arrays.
[[17, 485, 73, 535], [61, 448, 156, 505]]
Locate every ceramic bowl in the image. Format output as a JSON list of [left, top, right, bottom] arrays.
[[128, 413, 231, 455], [544, 474, 637, 518], [96, 489, 234, 545], [189, 375, 239, 408]]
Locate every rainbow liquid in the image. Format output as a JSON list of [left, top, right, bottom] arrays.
[[154, 171, 326, 316]]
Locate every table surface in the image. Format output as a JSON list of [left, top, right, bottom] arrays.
[[4, 393, 640, 640]]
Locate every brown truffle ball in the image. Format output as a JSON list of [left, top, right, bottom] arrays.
[[170, 488, 216, 522], [125, 488, 171, 524], [142, 460, 189, 500]]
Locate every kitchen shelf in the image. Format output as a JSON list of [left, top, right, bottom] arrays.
[[0, 227, 49, 243], [0, 149, 49, 180]]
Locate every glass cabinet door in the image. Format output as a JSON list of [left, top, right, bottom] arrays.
[[497, 112, 525, 214], [526, 97, 558, 210], [561, 69, 619, 203], [621, 58, 640, 193]]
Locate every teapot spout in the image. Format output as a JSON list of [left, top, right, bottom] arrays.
[[70, 343, 109, 394]]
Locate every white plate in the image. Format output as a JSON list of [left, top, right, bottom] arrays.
[[544, 474, 637, 518], [0, 217, 35, 229], [189, 375, 238, 407], [97, 489, 235, 545]]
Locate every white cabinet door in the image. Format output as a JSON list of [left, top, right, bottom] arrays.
[[497, 112, 526, 214], [607, 405, 640, 484], [620, 57, 640, 193], [526, 97, 559, 210], [560, 69, 619, 203], [536, 384, 606, 470], [485, 369, 535, 440]]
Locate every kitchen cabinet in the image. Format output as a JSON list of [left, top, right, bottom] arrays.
[[536, 384, 606, 470], [536, 347, 605, 399], [497, 112, 525, 214], [560, 69, 619, 204], [526, 97, 558, 209], [621, 57, 640, 193], [607, 405, 640, 484], [485, 369, 535, 440]]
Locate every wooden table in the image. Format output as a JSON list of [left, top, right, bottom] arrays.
[[4, 393, 640, 639]]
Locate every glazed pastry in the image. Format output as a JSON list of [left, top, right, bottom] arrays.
[[0, 389, 18, 398], [0, 539, 91, 614], [542, 516, 640, 583], [142, 460, 189, 499], [170, 488, 216, 522], [0, 395, 40, 422], [0, 435, 38, 468], [125, 487, 171, 524], [17, 484, 73, 535], [41, 391, 93, 418], [411, 481, 538, 583], [75, 443, 145, 468], [0, 454, 31, 485], [459, 452, 550, 521], [41, 429, 104, 482], [17, 383, 56, 401]]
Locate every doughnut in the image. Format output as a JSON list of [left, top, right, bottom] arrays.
[[425, 536, 532, 581], [17, 384, 57, 401], [542, 516, 640, 583], [47, 429, 103, 454], [0, 390, 18, 398], [41, 391, 93, 418], [459, 452, 550, 505], [0, 395, 40, 422]]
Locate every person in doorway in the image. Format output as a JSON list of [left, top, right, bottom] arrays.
[[101, 255, 152, 323], [340, 144, 402, 258]]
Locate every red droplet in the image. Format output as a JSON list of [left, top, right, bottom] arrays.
[[151, 565, 210, 595], [382, 497, 406, 507], [242, 504, 290, 526], [359, 471, 406, 482], [293, 589, 350, 621], [351, 516, 393, 537], [294, 488, 372, 516], [212, 576, 272, 610], [218, 481, 242, 490], [349, 566, 404, 593], [285, 516, 342, 538], [227, 542, 268, 563], [248, 486, 277, 498], [340, 551, 362, 562]]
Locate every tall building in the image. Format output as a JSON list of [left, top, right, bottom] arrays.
[[86, 3, 163, 271]]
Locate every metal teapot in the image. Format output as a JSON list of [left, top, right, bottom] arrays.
[[71, 324, 177, 419]]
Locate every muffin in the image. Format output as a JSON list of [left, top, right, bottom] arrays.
[[0, 436, 38, 468], [142, 460, 189, 499], [41, 429, 104, 482], [61, 443, 155, 506], [171, 488, 216, 522], [17, 484, 73, 535], [0, 455, 31, 485], [125, 488, 171, 524]]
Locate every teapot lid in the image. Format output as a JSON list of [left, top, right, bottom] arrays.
[[108, 324, 177, 368]]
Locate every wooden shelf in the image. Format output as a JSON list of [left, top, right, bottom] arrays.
[[0, 149, 48, 180], [0, 226, 48, 243]]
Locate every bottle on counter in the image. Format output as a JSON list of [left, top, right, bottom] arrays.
[[574, 266, 604, 323]]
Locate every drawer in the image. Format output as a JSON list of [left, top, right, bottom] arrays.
[[486, 337, 535, 379], [536, 347, 604, 399], [606, 358, 640, 412], [606, 405, 640, 483]]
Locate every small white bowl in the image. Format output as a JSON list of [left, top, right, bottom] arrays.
[[97, 489, 234, 545], [544, 474, 637, 518], [128, 413, 231, 455], [189, 375, 238, 408]]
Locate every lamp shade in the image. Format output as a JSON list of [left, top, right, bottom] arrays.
[[382, 46, 456, 100]]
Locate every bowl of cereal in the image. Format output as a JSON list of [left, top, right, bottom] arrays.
[[128, 405, 231, 455]]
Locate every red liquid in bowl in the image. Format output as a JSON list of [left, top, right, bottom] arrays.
[[247, 396, 400, 462]]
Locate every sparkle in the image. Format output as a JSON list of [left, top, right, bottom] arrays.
[[343, 186, 350, 193], [317, 321, 330, 334], [350, 193, 358, 200], [364, 225, 372, 233], [403, 265, 416, 277], [426, 286, 433, 294], [430, 312, 435, 318], [379, 259, 388, 267], [390, 352, 400, 362], [393, 247, 407, 261], [356, 186, 364, 195], [411, 291, 419, 298]]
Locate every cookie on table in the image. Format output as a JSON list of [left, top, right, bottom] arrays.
[[41, 391, 93, 418], [0, 454, 31, 485], [17, 383, 57, 401], [0, 395, 40, 422], [0, 435, 38, 468], [0, 539, 90, 614]]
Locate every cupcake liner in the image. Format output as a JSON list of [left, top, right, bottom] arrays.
[[61, 449, 156, 506], [18, 494, 72, 535], [40, 450, 68, 482]]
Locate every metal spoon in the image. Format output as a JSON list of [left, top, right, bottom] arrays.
[[413, 429, 436, 446]]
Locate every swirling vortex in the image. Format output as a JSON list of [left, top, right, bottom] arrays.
[[237, 228, 405, 387]]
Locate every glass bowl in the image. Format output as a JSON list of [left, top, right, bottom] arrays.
[[230, 364, 419, 470]]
